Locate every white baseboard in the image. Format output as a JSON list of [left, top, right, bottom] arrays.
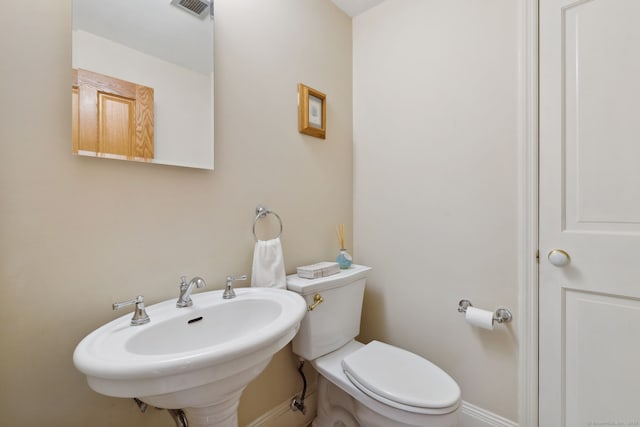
[[246, 391, 316, 427], [248, 395, 516, 427], [460, 401, 518, 427]]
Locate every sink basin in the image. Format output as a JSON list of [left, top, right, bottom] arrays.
[[73, 287, 306, 427]]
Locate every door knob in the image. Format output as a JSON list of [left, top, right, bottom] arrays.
[[547, 249, 570, 267]]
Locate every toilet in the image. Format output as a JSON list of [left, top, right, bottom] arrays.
[[287, 265, 461, 427]]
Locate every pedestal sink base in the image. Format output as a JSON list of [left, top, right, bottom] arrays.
[[183, 390, 242, 427], [138, 358, 272, 427]]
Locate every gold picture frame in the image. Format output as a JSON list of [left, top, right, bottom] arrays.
[[298, 83, 326, 139]]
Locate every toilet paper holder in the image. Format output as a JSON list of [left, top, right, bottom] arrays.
[[457, 299, 513, 324]]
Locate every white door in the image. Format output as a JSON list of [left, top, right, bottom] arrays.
[[539, 0, 640, 425]]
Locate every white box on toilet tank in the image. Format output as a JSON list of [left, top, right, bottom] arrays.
[[286, 265, 371, 361]]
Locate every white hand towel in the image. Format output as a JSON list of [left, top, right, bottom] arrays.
[[251, 237, 286, 289]]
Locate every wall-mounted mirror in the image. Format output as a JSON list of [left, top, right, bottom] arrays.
[[72, 0, 214, 170]]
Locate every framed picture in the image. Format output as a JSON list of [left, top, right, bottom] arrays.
[[298, 83, 326, 139]]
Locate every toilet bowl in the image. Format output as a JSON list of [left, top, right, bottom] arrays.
[[287, 265, 461, 427]]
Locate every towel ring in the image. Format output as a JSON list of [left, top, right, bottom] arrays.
[[253, 205, 283, 242]]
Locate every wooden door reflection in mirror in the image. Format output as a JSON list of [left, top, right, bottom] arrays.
[[72, 69, 154, 161]]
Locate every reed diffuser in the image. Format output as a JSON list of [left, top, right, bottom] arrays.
[[335, 224, 353, 269]]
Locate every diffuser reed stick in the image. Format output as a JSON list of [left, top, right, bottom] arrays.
[[336, 224, 346, 249], [335, 224, 352, 268]]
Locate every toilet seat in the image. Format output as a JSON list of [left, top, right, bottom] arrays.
[[341, 341, 461, 414]]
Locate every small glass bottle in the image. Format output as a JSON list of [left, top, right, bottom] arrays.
[[336, 249, 353, 269]]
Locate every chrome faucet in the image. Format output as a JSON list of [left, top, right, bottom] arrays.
[[113, 295, 150, 326], [223, 275, 247, 299], [176, 276, 207, 308]]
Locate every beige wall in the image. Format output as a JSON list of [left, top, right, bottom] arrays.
[[353, 0, 520, 421], [0, 0, 351, 426]]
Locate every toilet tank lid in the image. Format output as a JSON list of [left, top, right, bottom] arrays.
[[286, 264, 371, 295], [341, 340, 461, 410]]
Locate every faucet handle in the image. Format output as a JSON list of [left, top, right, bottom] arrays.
[[113, 295, 150, 326], [226, 274, 248, 283], [223, 275, 247, 299]]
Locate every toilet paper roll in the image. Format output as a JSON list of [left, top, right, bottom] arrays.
[[465, 306, 494, 330]]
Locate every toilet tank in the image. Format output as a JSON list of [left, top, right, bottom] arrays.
[[286, 265, 371, 360]]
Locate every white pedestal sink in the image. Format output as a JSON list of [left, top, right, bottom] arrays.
[[73, 287, 306, 427]]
